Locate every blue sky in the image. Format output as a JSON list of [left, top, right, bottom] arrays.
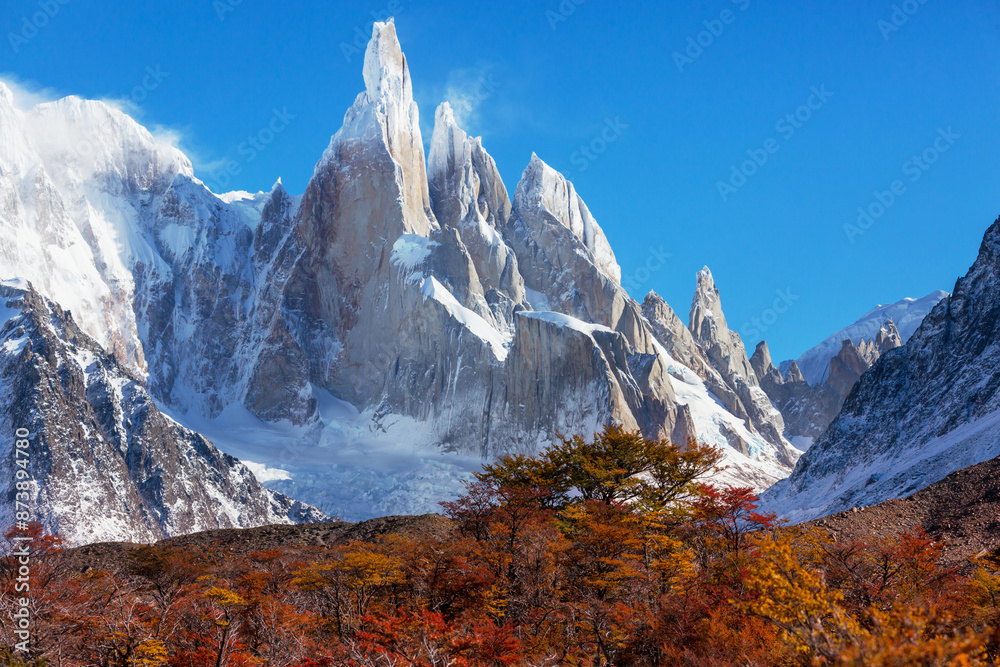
[[2, 0, 998, 361]]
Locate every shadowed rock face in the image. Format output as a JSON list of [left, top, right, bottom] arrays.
[[428, 101, 525, 331], [0, 283, 325, 546], [753, 342, 842, 444], [754, 320, 903, 442], [764, 216, 1000, 522]]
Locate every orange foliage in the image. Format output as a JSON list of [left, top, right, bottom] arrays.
[[1, 428, 997, 666]]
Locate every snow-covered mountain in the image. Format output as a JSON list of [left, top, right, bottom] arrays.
[[751, 293, 947, 448], [785, 291, 949, 386], [0, 20, 802, 534], [0, 281, 324, 545], [763, 216, 1000, 523], [755, 319, 906, 448]]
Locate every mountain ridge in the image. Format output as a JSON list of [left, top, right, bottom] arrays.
[[764, 215, 1000, 522]]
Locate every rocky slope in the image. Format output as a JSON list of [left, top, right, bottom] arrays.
[[0, 281, 325, 545], [0, 19, 801, 530], [764, 216, 1000, 523], [801, 454, 1000, 570], [60, 514, 457, 575]]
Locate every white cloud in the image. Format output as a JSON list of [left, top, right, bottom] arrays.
[[441, 66, 501, 130], [0, 74, 63, 111], [417, 64, 502, 142]]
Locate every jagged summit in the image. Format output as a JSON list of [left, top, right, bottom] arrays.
[[679, 267, 796, 466], [319, 19, 435, 239], [750, 341, 775, 380], [875, 319, 902, 353], [513, 153, 621, 283], [690, 266, 725, 333], [786, 361, 805, 383], [362, 19, 410, 104]]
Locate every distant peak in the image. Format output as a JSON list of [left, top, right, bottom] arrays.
[[0, 81, 12, 106], [786, 361, 805, 383]]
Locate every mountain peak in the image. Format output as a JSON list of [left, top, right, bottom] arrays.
[[790, 290, 949, 386], [750, 340, 774, 378], [691, 266, 723, 327], [437, 100, 457, 127], [513, 154, 621, 283], [429, 102, 468, 184], [785, 361, 805, 383], [643, 290, 667, 309], [363, 19, 410, 105]]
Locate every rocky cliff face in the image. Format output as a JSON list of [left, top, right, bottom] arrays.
[[0, 282, 324, 545], [0, 19, 801, 527], [227, 21, 799, 502], [428, 101, 525, 332], [763, 216, 1000, 522]]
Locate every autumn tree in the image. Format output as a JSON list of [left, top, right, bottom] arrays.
[[471, 427, 721, 514]]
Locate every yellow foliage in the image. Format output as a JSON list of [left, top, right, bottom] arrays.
[[745, 533, 864, 658], [133, 638, 169, 666], [202, 586, 248, 607]]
